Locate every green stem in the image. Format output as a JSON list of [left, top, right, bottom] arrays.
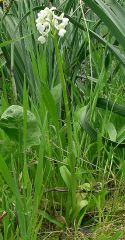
[[53, 34, 76, 218]]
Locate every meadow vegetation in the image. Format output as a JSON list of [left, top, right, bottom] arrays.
[[1, 0, 125, 239]]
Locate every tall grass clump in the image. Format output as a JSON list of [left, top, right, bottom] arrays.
[[1, 0, 125, 239]]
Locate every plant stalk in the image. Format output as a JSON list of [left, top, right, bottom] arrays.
[[53, 34, 76, 218]]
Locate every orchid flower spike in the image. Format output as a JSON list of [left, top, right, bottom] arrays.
[[36, 6, 69, 44]]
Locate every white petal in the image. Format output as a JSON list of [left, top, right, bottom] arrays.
[[50, 7, 56, 11], [38, 36, 46, 44], [62, 17, 69, 26], [36, 18, 39, 23], [46, 17, 51, 22], [59, 13, 64, 19], [36, 24, 45, 34], [44, 7, 50, 13], [53, 13, 64, 20], [44, 7, 53, 17], [44, 21, 50, 28], [38, 10, 47, 18], [58, 28, 66, 37], [58, 23, 65, 29], [36, 16, 46, 25]]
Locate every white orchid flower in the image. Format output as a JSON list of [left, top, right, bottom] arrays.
[[36, 23, 45, 34], [58, 28, 66, 37], [50, 7, 57, 11], [38, 35, 46, 44], [37, 10, 47, 20], [62, 17, 69, 26], [36, 6, 69, 44]]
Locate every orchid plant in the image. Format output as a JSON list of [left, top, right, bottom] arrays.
[[36, 6, 77, 221]]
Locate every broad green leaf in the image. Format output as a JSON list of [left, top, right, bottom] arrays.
[[75, 106, 88, 123], [107, 122, 117, 142], [117, 126, 125, 144], [0, 105, 41, 148], [77, 200, 88, 212], [75, 193, 88, 216], [60, 165, 71, 189]]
